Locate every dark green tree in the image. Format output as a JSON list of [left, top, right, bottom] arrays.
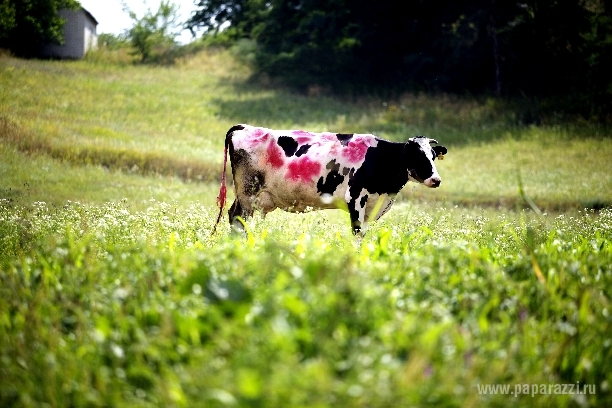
[[188, 0, 611, 118], [0, 0, 79, 57]]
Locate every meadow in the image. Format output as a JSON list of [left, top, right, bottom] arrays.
[[1, 47, 611, 407]]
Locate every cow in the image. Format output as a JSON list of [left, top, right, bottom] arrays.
[[213, 124, 447, 235]]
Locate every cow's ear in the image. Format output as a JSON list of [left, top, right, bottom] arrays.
[[433, 145, 447, 160]]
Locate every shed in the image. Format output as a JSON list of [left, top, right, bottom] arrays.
[[40, 8, 98, 59]]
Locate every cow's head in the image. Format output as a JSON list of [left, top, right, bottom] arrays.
[[403, 136, 447, 188]]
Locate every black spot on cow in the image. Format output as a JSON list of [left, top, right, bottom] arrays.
[[317, 160, 344, 195], [295, 144, 311, 157], [230, 148, 265, 195], [277, 136, 298, 157], [342, 167, 350, 176], [245, 170, 265, 195], [360, 195, 368, 208], [326, 159, 341, 172], [229, 148, 250, 169], [336, 133, 354, 146]]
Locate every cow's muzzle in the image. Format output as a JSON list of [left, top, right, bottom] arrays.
[[425, 176, 441, 188]]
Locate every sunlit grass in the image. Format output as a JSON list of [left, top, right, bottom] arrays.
[[0, 142, 218, 210], [421, 131, 612, 210], [2, 49, 611, 210]]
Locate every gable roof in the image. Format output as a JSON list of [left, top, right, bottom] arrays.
[[81, 7, 98, 25]]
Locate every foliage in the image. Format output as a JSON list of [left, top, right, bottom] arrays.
[[0, 200, 611, 406], [97, 33, 129, 50], [0, 0, 79, 56], [122, 0, 182, 63], [187, 0, 612, 120]]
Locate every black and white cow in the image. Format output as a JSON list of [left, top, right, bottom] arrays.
[[213, 124, 447, 235]]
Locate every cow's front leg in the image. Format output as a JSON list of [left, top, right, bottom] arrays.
[[348, 199, 366, 236], [346, 186, 368, 235]]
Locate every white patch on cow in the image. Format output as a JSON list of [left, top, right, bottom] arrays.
[[373, 196, 396, 220], [354, 189, 369, 225], [407, 136, 442, 188]]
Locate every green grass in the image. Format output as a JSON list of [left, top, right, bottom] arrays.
[[1, 201, 611, 407], [0, 143, 218, 210], [2, 49, 611, 210], [431, 131, 612, 210], [1, 47, 612, 407]]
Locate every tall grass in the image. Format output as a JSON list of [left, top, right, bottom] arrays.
[[1, 200, 610, 406]]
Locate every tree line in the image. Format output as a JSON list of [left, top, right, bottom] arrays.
[[2, 1, 610, 120], [187, 0, 612, 120]]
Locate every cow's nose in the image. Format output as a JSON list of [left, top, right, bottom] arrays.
[[428, 177, 441, 188]]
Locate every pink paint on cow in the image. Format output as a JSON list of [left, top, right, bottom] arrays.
[[292, 130, 315, 137], [244, 127, 270, 148], [286, 156, 321, 183], [342, 136, 375, 163], [292, 130, 316, 145], [266, 140, 285, 168], [321, 132, 338, 141]]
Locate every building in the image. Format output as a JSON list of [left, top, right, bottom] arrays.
[[40, 8, 98, 59]]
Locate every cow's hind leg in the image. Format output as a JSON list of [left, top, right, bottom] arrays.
[[228, 151, 260, 231], [228, 198, 254, 231]]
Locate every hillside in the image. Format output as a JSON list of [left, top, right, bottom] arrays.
[[1, 49, 611, 210]]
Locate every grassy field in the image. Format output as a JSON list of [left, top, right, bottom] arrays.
[[2, 49, 611, 210], [1, 48, 611, 407]]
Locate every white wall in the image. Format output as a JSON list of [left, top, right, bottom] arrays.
[[84, 14, 98, 54], [40, 9, 98, 59]]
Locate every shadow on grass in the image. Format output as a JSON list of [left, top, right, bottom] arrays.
[[212, 80, 612, 146], [209, 83, 516, 145], [211, 82, 361, 128]]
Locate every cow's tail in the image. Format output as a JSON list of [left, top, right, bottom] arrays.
[[212, 125, 243, 234]]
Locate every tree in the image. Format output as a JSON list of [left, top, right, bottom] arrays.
[[187, 0, 611, 118], [0, 0, 80, 57], [123, 0, 181, 63]]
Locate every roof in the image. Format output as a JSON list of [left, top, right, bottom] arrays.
[[81, 7, 98, 25]]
